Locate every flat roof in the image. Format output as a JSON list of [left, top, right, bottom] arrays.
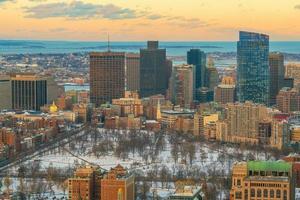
[[248, 161, 291, 172]]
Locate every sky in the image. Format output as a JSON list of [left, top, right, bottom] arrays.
[[0, 0, 300, 41]]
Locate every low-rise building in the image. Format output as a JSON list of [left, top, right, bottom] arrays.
[[230, 160, 294, 200]]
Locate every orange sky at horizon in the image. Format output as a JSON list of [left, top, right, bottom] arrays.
[[0, 0, 300, 41]]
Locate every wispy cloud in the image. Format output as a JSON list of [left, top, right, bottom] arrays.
[[295, 4, 300, 9], [23, 1, 141, 20]]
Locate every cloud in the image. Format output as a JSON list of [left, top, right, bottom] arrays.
[[23, 1, 141, 20], [165, 16, 212, 29], [295, 4, 300, 9], [147, 14, 165, 20]]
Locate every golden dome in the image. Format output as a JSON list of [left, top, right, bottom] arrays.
[[50, 101, 58, 113]]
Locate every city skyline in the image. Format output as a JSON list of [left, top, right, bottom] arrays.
[[0, 0, 300, 41]]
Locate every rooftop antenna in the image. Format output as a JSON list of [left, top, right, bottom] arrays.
[[107, 33, 111, 52]]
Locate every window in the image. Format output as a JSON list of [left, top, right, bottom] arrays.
[[257, 189, 262, 197], [276, 190, 281, 198], [270, 189, 274, 198], [235, 192, 242, 199], [284, 190, 288, 200], [263, 189, 268, 198], [237, 179, 241, 186], [251, 189, 255, 197], [244, 189, 248, 200]]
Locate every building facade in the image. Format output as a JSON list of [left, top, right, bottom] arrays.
[[276, 87, 300, 113], [237, 31, 270, 105], [269, 52, 285, 105], [169, 64, 195, 108], [90, 52, 126, 106], [126, 53, 140, 92], [187, 49, 206, 89], [140, 41, 168, 97], [230, 161, 294, 200]]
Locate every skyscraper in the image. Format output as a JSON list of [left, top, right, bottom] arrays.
[[140, 41, 168, 97], [126, 53, 140, 92], [169, 64, 195, 108], [237, 31, 270, 105], [187, 49, 206, 89], [205, 58, 219, 91], [90, 52, 126, 106], [269, 52, 285, 105]]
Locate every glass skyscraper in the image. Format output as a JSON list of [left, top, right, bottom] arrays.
[[187, 49, 206, 89], [237, 31, 270, 105]]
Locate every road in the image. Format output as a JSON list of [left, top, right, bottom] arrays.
[[0, 124, 93, 172]]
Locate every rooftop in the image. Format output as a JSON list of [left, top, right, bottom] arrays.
[[247, 161, 292, 173]]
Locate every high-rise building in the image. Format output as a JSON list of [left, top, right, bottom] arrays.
[[187, 49, 206, 89], [230, 161, 294, 200], [197, 87, 214, 103], [140, 41, 168, 97], [237, 31, 270, 105], [0, 73, 61, 111], [90, 52, 126, 106], [169, 64, 195, 108], [205, 57, 219, 90], [216, 101, 269, 145], [269, 52, 285, 105], [214, 84, 236, 104], [126, 53, 140, 92], [276, 87, 300, 113]]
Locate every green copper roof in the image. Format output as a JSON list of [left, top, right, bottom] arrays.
[[247, 161, 291, 172]]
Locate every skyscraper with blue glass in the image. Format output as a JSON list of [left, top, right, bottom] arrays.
[[187, 49, 206, 89], [237, 31, 270, 105]]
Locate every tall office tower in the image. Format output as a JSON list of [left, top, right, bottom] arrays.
[[169, 64, 195, 108], [90, 52, 126, 106], [276, 87, 300, 113], [166, 59, 173, 84], [187, 49, 206, 89], [126, 53, 140, 92], [237, 31, 270, 105], [205, 59, 219, 90], [140, 41, 167, 97], [269, 52, 285, 105]]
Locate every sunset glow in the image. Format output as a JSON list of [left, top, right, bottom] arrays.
[[0, 0, 300, 41]]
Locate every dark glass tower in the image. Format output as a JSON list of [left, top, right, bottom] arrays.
[[269, 52, 285, 105], [140, 41, 167, 97], [237, 31, 270, 105], [187, 49, 206, 89]]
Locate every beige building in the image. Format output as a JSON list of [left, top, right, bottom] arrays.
[[194, 112, 219, 137], [286, 63, 300, 87], [216, 101, 269, 145], [230, 161, 294, 200], [112, 91, 143, 117], [276, 87, 300, 113], [214, 84, 235, 104], [169, 64, 195, 108]]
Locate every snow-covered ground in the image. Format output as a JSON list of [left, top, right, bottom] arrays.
[[4, 128, 278, 199]]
